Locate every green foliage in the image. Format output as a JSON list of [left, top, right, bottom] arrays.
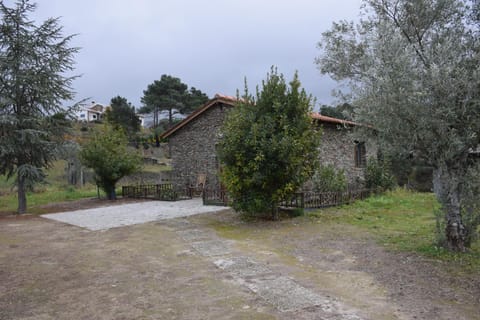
[[185, 87, 209, 113], [218, 68, 321, 218], [312, 165, 347, 192], [0, 0, 79, 213], [317, 0, 480, 250], [365, 157, 396, 191], [140, 75, 209, 125], [105, 96, 141, 139], [319, 103, 353, 120], [80, 125, 142, 200]]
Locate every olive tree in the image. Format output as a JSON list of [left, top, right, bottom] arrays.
[[316, 0, 480, 251], [218, 69, 321, 219], [0, 0, 79, 213]]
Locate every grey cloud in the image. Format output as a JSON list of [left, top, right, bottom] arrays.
[[30, 0, 362, 108]]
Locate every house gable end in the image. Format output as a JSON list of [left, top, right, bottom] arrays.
[[161, 97, 236, 139]]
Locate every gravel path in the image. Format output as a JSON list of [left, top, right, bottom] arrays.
[[42, 199, 228, 231]]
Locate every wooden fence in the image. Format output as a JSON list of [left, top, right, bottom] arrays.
[[122, 184, 373, 208], [202, 188, 229, 206], [280, 189, 373, 209], [121, 184, 192, 201], [202, 188, 374, 208]]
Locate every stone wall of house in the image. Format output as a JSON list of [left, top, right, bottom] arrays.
[[168, 103, 231, 190], [168, 104, 376, 192], [317, 124, 377, 188]]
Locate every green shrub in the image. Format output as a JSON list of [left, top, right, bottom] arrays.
[[365, 157, 396, 190], [312, 165, 347, 192], [218, 68, 320, 219]]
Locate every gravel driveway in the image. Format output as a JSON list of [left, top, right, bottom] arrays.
[[42, 198, 228, 231]]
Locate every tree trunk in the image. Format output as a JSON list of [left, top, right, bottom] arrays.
[[168, 108, 173, 127], [17, 172, 27, 214], [432, 166, 466, 252], [271, 203, 279, 221], [105, 183, 117, 200]]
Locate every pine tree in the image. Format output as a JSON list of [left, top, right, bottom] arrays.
[[105, 96, 141, 140], [0, 0, 79, 213]]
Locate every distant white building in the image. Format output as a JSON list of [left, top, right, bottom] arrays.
[[75, 102, 109, 122]]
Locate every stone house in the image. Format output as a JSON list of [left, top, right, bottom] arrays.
[[310, 112, 376, 187], [160, 94, 375, 190]]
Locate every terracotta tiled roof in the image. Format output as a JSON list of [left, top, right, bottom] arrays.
[[160, 94, 359, 139], [310, 112, 359, 127], [212, 93, 239, 102]]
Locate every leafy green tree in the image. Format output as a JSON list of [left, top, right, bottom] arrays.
[[218, 68, 321, 219], [320, 103, 353, 120], [140, 75, 208, 125], [0, 0, 79, 213], [316, 0, 480, 251], [80, 125, 142, 200], [105, 96, 141, 139]]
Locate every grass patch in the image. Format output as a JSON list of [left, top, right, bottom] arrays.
[[0, 185, 99, 214], [0, 157, 147, 214], [308, 188, 480, 272], [0, 160, 100, 214]]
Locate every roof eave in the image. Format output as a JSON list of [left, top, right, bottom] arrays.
[[160, 97, 236, 139]]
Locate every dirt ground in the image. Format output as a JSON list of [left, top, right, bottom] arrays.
[[1, 200, 479, 320]]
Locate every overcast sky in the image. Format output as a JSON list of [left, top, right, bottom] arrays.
[[28, 0, 362, 110]]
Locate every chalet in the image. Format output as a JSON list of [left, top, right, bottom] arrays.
[[160, 94, 375, 190], [75, 102, 108, 122]]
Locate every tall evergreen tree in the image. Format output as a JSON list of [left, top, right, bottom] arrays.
[[105, 96, 141, 139], [184, 87, 209, 113], [0, 0, 79, 213], [140, 75, 208, 126]]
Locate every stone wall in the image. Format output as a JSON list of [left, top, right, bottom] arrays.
[[168, 102, 231, 189], [168, 104, 376, 191], [317, 123, 376, 187]]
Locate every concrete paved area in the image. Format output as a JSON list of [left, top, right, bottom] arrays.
[[42, 199, 228, 231]]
